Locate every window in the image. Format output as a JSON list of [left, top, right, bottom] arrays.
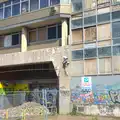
[[112, 11, 120, 20], [71, 19, 83, 29], [50, 0, 60, 6], [112, 0, 120, 4], [12, 0, 20, 4], [72, 0, 82, 12], [84, 26, 96, 42], [38, 27, 46, 41], [97, 13, 110, 23], [29, 30, 37, 42], [98, 47, 111, 57], [97, 0, 110, 4], [4, 35, 12, 48], [12, 34, 19, 45], [0, 8, 3, 19], [21, 1, 29, 13], [0, 36, 4, 47], [0, 3, 3, 8], [112, 22, 120, 38], [30, 0, 39, 11], [97, 24, 111, 40], [4, 6, 11, 18], [72, 50, 83, 60], [85, 48, 97, 58], [71, 61, 84, 75], [12, 4, 20, 16], [113, 38, 120, 45], [85, 59, 97, 75], [113, 46, 120, 56], [40, 0, 48, 8], [58, 24, 61, 38], [48, 26, 56, 39], [84, 16, 96, 26], [5, 0, 11, 6], [72, 29, 83, 43], [84, 0, 96, 10], [99, 58, 112, 73]]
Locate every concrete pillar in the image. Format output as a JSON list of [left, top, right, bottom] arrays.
[[58, 47, 71, 114], [62, 19, 68, 46], [21, 27, 27, 52]]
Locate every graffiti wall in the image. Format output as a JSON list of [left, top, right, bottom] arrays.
[[70, 75, 120, 116]]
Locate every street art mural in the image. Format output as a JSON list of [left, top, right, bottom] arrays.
[[70, 76, 120, 105]]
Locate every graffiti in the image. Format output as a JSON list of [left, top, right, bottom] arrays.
[[98, 105, 114, 116], [109, 90, 120, 104], [60, 90, 70, 97]]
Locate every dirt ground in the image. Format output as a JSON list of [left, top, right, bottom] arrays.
[[24, 115, 120, 120]]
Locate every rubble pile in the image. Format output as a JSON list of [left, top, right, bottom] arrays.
[[0, 102, 49, 118]]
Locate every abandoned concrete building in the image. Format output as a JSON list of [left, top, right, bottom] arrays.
[[0, 0, 120, 116]]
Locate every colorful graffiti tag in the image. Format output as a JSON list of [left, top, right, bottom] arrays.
[[71, 76, 120, 105]]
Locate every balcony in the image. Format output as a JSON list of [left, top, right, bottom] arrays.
[[0, 0, 71, 31]]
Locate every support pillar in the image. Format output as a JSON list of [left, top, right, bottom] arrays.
[[62, 19, 68, 46], [21, 27, 27, 52]]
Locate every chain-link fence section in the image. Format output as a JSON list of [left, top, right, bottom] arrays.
[[0, 89, 58, 120]]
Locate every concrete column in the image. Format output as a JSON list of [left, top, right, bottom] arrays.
[[21, 27, 27, 52], [62, 19, 68, 46], [58, 47, 71, 114]]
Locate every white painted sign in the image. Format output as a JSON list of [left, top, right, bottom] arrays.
[[81, 77, 92, 91]]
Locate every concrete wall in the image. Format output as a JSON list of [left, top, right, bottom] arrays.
[[71, 75, 120, 117]]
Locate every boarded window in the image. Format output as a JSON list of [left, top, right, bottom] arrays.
[[112, 21, 120, 38], [84, 26, 96, 42], [85, 59, 97, 75], [99, 57, 112, 73], [72, 50, 83, 60], [85, 48, 97, 58], [38, 27, 46, 41], [113, 56, 120, 73], [98, 47, 111, 57], [72, 29, 82, 43], [29, 30, 37, 42], [71, 61, 84, 76], [84, 0, 96, 10], [98, 24, 111, 40], [98, 40, 111, 47]]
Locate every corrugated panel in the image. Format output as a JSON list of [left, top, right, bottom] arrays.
[[97, 23, 111, 40]]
